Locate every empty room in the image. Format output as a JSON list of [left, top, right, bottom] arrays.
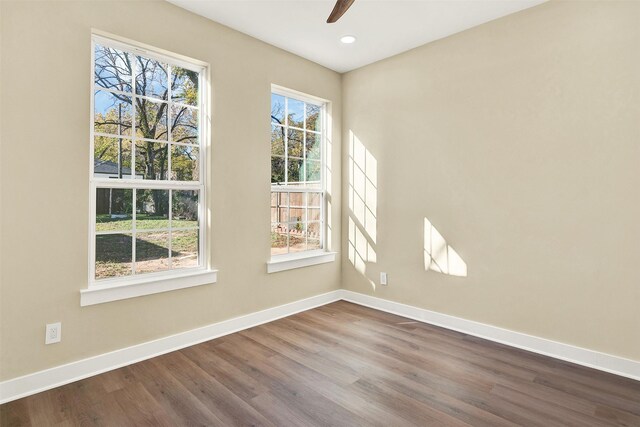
[[1, 0, 639, 425]]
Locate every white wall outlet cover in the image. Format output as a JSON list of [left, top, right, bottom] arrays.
[[45, 322, 61, 344], [380, 272, 388, 285]]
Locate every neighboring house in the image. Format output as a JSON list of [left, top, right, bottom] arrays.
[[95, 160, 142, 215], [94, 159, 142, 179]]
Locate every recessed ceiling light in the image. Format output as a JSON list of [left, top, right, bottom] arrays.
[[340, 35, 356, 44]]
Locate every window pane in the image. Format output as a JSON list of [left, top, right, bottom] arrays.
[[287, 129, 304, 158], [308, 192, 322, 207], [136, 98, 168, 141], [94, 137, 132, 179], [308, 221, 321, 250], [287, 158, 304, 183], [308, 208, 321, 221], [276, 207, 289, 223], [270, 193, 289, 222], [172, 230, 199, 269], [289, 222, 306, 253], [306, 160, 321, 183], [289, 192, 304, 206], [135, 141, 168, 180], [170, 105, 198, 144], [289, 207, 305, 223], [308, 236, 321, 251], [171, 145, 199, 181], [95, 44, 132, 93], [308, 221, 321, 237], [135, 56, 168, 100], [171, 66, 198, 106], [270, 192, 277, 220], [272, 156, 285, 184], [271, 223, 288, 256], [136, 189, 169, 229], [172, 190, 199, 228], [306, 103, 321, 132], [95, 233, 132, 279], [275, 192, 288, 206], [271, 93, 285, 125], [95, 188, 133, 232], [135, 231, 169, 274], [271, 192, 288, 222], [271, 125, 285, 156], [305, 132, 321, 160], [94, 91, 132, 135], [288, 98, 304, 128]]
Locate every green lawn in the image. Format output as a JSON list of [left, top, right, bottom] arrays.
[[271, 231, 288, 248], [95, 228, 199, 280], [271, 231, 305, 250], [96, 214, 197, 232]]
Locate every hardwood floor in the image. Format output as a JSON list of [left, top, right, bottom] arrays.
[[2, 301, 639, 426]]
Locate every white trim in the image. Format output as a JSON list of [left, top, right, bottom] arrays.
[[80, 269, 218, 306], [93, 179, 201, 189], [92, 31, 207, 72], [339, 290, 640, 382], [1, 290, 343, 404], [89, 31, 210, 292], [94, 87, 200, 111], [270, 87, 329, 255], [96, 226, 198, 236], [2, 289, 639, 404], [267, 251, 337, 273], [271, 84, 328, 106]]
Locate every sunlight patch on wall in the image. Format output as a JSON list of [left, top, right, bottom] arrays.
[[348, 131, 377, 240], [348, 131, 377, 289], [424, 217, 467, 277], [348, 217, 377, 274]]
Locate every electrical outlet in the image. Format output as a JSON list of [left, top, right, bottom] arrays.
[[45, 322, 61, 344], [380, 272, 388, 286]]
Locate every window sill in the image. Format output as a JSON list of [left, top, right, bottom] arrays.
[[267, 251, 337, 273], [80, 269, 218, 306]]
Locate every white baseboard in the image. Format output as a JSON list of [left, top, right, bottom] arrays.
[[2, 289, 638, 404], [339, 290, 640, 382], [0, 290, 342, 404]]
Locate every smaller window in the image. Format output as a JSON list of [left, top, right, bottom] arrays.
[[270, 88, 327, 258]]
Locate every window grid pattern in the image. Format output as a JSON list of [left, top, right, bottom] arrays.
[[91, 36, 204, 283], [270, 91, 325, 256]]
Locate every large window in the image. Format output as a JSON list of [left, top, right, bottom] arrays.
[[270, 88, 326, 257], [90, 34, 207, 286]]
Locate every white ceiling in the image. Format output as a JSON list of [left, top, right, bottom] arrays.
[[168, 0, 546, 73]]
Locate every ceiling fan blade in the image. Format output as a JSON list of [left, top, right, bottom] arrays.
[[326, 0, 355, 23]]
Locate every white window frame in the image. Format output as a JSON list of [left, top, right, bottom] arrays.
[[267, 85, 336, 273], [82, 31, 216, 306]]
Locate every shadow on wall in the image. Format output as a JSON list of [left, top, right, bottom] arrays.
[[347, 131, 378, 289], [424, 217, 467, 277]]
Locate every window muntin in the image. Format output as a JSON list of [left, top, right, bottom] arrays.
[[270, 90, 325, 256], [91, 35, 205, 284]]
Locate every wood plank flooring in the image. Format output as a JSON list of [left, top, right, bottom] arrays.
[[2, 301, 639, 426]]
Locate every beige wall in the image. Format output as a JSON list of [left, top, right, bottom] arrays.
[[0, 0, 342, 381], [342, 1, 640, 362], [2, 0, 639, 384]]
